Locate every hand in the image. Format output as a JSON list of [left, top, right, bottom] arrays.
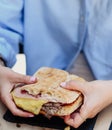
[[61, 80, 112, 128], [0, 66, 37, 117]]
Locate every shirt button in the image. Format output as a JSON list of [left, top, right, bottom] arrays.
[[80, 16, 84, 22]]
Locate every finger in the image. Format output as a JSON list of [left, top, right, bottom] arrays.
[[64, 115, 75, 127], [60, 80, 87, 93], [72, 113, 87, 128], [64, 112, 87, 128], [12, 72, 37, 84]]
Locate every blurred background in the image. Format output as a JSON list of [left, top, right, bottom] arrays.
[[12, 44, 26, 75]]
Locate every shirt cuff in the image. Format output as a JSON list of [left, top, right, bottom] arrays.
[[0, 38, 17, 67]]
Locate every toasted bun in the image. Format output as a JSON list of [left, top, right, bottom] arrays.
[[12, 67, 85, 116]]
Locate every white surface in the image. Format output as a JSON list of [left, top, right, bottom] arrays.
[[12, 54, 26, 75]]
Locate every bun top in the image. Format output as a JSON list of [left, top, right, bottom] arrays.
[[19, 67, 85, 104]]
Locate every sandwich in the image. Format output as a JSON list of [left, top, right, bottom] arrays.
[[12, 67, 85, 118]]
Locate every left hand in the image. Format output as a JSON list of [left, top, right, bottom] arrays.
[[0, 66, 37, 117], [61, 80, 112, 128]]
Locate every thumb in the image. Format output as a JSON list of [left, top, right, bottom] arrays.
[[60, 80, 87, 93], [12, 72, 37, 84]]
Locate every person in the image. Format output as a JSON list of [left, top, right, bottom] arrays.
[[0, 0, 112, 128]]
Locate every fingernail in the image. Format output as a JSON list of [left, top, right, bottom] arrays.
[[60, 82, 66, 87], [30, 76, 36, 82], [28, 114, 34, 117]]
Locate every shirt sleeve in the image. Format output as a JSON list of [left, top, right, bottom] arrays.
[[0, 0, 23, 67]]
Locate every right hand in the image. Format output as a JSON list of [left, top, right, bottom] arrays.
[[0, 65, 37, 117], [61, 80, 112, 128]]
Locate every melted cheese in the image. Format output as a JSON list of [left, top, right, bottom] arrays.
[[12, 92, 48, 114]]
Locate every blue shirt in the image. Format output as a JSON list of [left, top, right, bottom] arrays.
[[0, 0, 112, 80]]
